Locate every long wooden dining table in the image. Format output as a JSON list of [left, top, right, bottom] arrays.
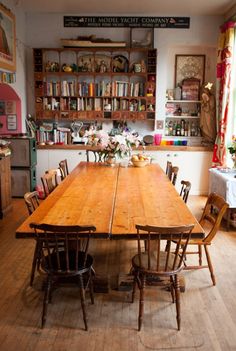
[[15, 162, 204, 239]]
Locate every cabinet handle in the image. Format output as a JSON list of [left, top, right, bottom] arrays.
[[173, 154, 178, 157], [78, 152, 82, 155], [166, 154, 171, 157]]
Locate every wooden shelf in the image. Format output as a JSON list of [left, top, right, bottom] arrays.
[[33, 47, 157, 122]]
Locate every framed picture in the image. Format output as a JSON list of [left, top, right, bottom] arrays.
[[175, 55, 205, 87], [0, 4, 16, 72], [181, 78, 200, 101], [7, 114, 17, 130]]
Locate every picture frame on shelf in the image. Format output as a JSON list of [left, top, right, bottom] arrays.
[[181, 77, 200, 101], [0, 4, 16, 72], [175, 54, 205, 88]]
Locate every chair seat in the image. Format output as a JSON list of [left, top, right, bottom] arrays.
[[42, 250, 93, 276], [132, 250, 181, 275]]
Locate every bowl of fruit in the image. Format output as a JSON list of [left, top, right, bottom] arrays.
[[131, 154, 149, 167]]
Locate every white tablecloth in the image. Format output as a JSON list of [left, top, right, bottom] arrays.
[[209, 168, 236, 208]]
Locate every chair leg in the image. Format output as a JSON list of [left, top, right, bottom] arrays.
[[41, 276, 52, 328], [204, 245, 216, 285], [198, 245, 202, 266], [174, 274, 181, 331], [170, 276, 175, 303], [138, 275, 145, 331], [79, 275, 88, 331], [132, 273, 137, 303], [30, 240, 42, 286], [88, 270, 94, 305]]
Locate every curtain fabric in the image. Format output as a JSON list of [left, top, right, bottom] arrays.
[[212, 21, 236, 167]]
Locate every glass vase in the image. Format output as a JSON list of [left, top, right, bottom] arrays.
[[106, 154, 116, 167]]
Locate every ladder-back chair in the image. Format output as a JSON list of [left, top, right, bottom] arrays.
[[181, 192, 228, 285]]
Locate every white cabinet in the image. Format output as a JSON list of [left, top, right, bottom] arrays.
[[36, 149, 86, 184], [147, 150, 212, 195], [36, 148, 212, 195]]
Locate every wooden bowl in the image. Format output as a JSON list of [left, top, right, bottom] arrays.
[[132, 159, 149, 167]]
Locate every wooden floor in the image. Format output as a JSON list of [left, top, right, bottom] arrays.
[[0, 196, 236, 351]]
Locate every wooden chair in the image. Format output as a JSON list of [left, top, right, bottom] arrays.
[[29, 223, 96, 330], [181, 192, 229, 285], [180, 180, 191, 203], [170, 166, 179, 186], [41, 169, 58, 198], [24, 191, 41, 286], [131, 223, 194, 331], [58, 159, 69, 180], [166, 161, 179, 186], [166, 160, 172, 179], [24, 191, 40, 215], [86, 149, 104, 162]]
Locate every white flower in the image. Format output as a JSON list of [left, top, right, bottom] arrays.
[[84, 129, 142, 158]]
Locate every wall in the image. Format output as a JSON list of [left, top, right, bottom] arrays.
[[24, 13, 223, 136], [0, 8, 223, 136], [1, 0, 27, 133]]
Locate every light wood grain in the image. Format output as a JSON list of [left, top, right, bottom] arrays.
[[16, 162, 204, 239], [112, 163, 203, 237], [1, 197, 236, 350]]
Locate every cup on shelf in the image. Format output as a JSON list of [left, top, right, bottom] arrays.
[[154, 134, 162, 145]]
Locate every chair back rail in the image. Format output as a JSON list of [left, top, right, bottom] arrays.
[[24, 191, 40, 215], [135, 224, 194, 275], [201, 192, 229, 243], [86, 149, 104, 162], [180, 180, 191, 203], [59, 159, 69, 180], [41, 170, 58, 198]]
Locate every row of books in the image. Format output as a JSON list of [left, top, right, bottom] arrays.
[[42, 80, 146, 97], [41, 97, 149, 111], [36, 129, 72, 144]]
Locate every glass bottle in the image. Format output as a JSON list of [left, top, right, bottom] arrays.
[[180, 119, 185, 136], [176, 120, 181, 136]]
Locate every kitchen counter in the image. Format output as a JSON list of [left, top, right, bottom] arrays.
[[37, 144, 213, 152]]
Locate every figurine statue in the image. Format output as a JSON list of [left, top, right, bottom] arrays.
[[200, 83, 216, 144]]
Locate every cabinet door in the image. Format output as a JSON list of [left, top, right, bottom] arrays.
[[147, 150, 212, 195], [36, 150, 49, 185], [47, 150, 86, 173]]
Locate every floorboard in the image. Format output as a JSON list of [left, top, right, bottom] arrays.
[[0, 196, 235, 350]]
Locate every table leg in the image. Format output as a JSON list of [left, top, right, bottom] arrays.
[[227, 208, 231, 231]]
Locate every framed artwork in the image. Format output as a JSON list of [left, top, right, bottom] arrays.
[[175, 55, 205, 87], [181, 78, 200, 101], [7, 114, 17, 130], [0, 4, 16, 72]]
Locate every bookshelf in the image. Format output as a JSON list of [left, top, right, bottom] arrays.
[[33, 47, 157, 123]]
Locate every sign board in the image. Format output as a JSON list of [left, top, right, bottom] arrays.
[[64, 16, 190, 28]]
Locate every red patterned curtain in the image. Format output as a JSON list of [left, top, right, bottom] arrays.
[[212, 21, 236, 167]]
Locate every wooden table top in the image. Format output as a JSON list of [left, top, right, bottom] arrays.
[[15, 162, 204, 239]]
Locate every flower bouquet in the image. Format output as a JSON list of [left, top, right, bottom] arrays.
[[84, 129, 143, 163]]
